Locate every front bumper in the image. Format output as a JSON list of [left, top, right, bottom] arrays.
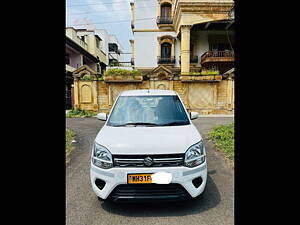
[[90, 162, 207, 201]]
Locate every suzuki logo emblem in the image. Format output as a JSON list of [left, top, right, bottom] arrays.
[[144, 157, 153, 166]]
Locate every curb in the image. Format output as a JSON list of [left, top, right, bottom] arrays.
[[199, 114, 234, 118]]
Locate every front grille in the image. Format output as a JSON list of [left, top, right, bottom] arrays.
[[113, 154, 184, 167], [109, 184, 190, 202]]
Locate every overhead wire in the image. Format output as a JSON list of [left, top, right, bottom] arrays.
[[68, 5, 157, 15], [67, 17, 156, 26], [67, 0, 150, 7]]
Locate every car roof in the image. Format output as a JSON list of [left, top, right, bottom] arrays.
[[120, 89, 177, 96]]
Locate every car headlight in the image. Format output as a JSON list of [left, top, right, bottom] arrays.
[[92, 142, 113, 169], [184, 140, 205, 168]]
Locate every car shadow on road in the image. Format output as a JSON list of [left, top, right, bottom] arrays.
[[100, 175, 220, 217]]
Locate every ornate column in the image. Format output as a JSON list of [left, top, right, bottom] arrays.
[[130, 2, 134, 28], [157, 0, 161, 18], [157, 37, 161, 58], [129, 40, 134, 61], [92, 80, 99, 111], [226, 77, 233, 110], [180, 25, 192, 74], [171, 40, 175, 58], [73, 77, 80, 109]]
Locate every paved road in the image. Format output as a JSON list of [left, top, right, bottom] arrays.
[[66, 117, 234, 225]]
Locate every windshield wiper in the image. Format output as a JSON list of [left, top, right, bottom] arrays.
[[160, 121, 190, 126], [113, 122, 160, 127]]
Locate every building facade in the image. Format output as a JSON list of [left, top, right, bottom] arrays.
[[131, 0, 234, 75], [95, 30, 127, 69], [124, 0, 235, 114], [66, 27, 107, 74], [70, 0, 235, 115]]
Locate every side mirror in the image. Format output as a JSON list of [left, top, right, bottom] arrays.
[[97, 113, 107, 121], [190, 112, 199, 120]]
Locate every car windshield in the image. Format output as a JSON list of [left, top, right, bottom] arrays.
[[107, 95, 190, 127]]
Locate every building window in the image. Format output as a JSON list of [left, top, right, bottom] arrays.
[[80, 36, 85, 42], [109, 43, 118, 53], [157, 2, 172, 24], [161, 4, 171, 18], [161, 42, 171, 59]]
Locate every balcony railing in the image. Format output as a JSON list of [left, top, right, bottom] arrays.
[[157, 56, 175, 64], [157, 16, 173, 24], [109, 61, 133, 67], [179, 56, 199, 64], [201, 50, 234, 64]]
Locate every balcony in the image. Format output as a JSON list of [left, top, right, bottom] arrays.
[[95, 48, 107, 65], [66, 64, 76, 73], [157, 16, 173, 25], [157, 56, 175, 64], [66, 28, 88, 51], [107, 60, 134, 71], [201, 50, 234, 65], [179, 56, 199, 64]]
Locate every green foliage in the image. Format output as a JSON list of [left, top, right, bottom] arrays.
[[104, 68, 142, 76], [81, 74, 95, 81], [66, 109, 97, 118], [109, 59, 120, 66], [183, 70, 220, 76], [208, 123, 234, 160], [201, 69, 220, 75], [66, 129, 74, 158]]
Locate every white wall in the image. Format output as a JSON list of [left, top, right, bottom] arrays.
[[108, 35, 124, 52], [135, 31, 176, 68], [96, 29, 110, 64], [134, 0, 157, 30]]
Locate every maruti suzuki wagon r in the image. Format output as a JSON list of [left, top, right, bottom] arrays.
[[90, 89, 207, 202]]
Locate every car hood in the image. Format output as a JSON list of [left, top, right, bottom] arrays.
[[94, 124, 202, 155]]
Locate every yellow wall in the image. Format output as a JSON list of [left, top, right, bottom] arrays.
[[75, 79, 234, 115]]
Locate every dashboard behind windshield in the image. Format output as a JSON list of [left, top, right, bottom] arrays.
[[107, 95, 190, 127]]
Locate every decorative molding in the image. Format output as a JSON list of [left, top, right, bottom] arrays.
[[72, 65, 98, 79], [157, 35, 175, 44], [173, 2, 234, 34]]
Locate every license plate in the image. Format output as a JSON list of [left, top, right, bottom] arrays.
[[127, 174, 153, 184]]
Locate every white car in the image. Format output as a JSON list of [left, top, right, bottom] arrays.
[[90, 89, 207, 202]]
